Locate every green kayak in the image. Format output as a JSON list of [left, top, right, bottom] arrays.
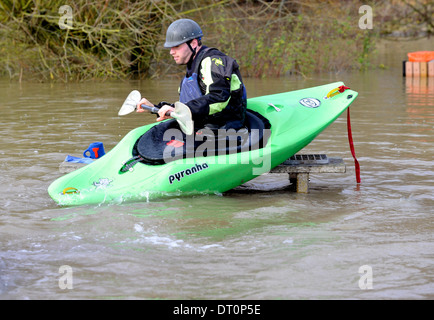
[[48, 81, 358, 206]]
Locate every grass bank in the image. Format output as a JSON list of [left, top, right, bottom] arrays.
[[0, 0, 430, 82]]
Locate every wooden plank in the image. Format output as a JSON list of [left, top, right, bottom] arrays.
[[420, 62, 427, 77], [405, 61, 413, 77], [428, 61, 434, 77], [413, 62, 420, 76]]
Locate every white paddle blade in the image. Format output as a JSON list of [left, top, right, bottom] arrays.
[[173, 102, 194, 135], [118, 90, 141, 116]]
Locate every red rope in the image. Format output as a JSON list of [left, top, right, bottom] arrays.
[[347, 107, 361, 184]]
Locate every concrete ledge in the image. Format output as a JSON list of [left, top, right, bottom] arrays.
[[271, 157, 346, 174], [269, 156, 346, 193]]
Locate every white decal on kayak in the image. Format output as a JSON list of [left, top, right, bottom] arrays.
[[169, 163, 209, 184], [93, 178, 113, 189], [299, 98, 321, 108]]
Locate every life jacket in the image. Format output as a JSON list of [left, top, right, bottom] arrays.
[[179, 72, 202, 104], [179, 47, 247, 130]]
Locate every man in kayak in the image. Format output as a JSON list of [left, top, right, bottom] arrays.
[[136, 18, 247, 131]]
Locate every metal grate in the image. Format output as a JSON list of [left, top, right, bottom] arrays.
[[286, 154, 329, 165]]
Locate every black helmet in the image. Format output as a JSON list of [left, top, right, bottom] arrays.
[[164, 19, 203, 48]]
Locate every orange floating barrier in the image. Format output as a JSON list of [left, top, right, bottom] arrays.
[[408, 51, 434, 62]]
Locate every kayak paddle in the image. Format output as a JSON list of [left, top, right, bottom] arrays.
[[118, 90, 193, 135]]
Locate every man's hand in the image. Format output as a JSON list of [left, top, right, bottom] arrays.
[[136, 97, 154, 113], [156, 104, 175, 121]]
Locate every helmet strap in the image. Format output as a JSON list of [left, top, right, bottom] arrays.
[[186, 40, 197, 65]]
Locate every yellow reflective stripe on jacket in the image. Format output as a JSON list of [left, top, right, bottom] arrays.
[[230, 73, 242, 92], [209, 99, 230, 115], [200, 57, 213, 95], [200, 57, 243, 115]]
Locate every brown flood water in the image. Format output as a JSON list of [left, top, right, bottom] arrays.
[[0, 39, 433, 300]]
